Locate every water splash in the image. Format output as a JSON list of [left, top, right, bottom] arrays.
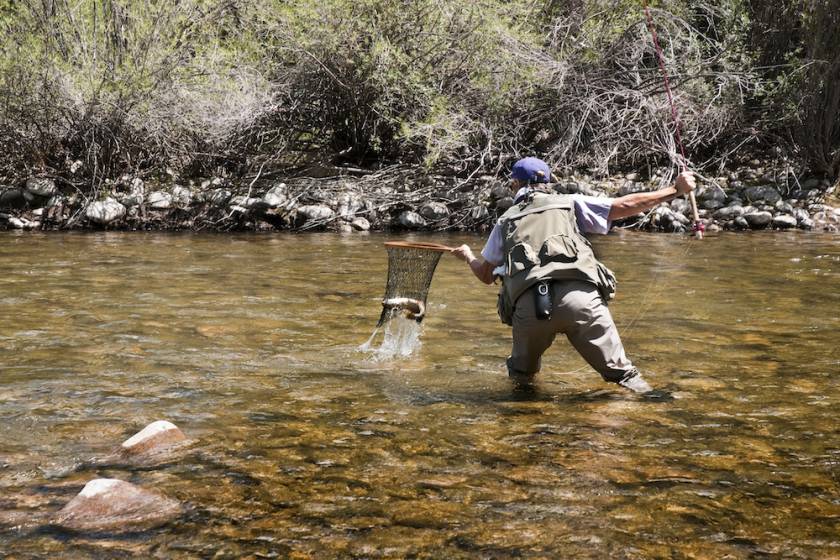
[[358, 316, 423, 360]]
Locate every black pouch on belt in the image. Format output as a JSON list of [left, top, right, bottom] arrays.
[[533, 281, 552, 321]]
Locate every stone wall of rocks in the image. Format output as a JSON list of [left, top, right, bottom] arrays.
[[0, 162, 837, 234]]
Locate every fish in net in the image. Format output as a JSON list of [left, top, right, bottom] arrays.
[[377, 241, 453, 326]]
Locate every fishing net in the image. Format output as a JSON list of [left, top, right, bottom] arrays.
[[376, 241, 450, 326]]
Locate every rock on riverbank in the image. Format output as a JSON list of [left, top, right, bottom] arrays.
[[1, 162, 837, 234]]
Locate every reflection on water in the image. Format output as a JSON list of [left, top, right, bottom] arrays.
[[0, 230, 838, 558]]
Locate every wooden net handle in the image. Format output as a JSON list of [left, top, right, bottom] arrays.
[[384, 241, 455, 252]]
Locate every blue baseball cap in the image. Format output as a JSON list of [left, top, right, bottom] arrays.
[[511, 157, 551, 183]]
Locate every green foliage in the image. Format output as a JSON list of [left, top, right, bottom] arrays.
[[0, 0, 836, 185]]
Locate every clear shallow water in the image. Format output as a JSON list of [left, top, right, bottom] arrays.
[[0, 230, 838, 558]]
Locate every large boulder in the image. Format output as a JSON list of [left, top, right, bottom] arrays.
[[86, 198, 126, 225], [25, 178, 58, 197], [54, 479, 181, 533]]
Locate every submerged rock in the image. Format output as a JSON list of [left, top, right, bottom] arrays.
[[54, 478, 181, 533]]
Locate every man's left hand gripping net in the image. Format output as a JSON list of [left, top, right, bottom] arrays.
[[377, 242, 450, 327]]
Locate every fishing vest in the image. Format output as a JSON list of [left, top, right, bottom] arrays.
[[496, 193, 617, 325]]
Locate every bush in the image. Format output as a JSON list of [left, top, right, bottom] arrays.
[[0, 0, 835, 191]]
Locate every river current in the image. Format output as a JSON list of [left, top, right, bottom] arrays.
[[1, 231, 838, 558]]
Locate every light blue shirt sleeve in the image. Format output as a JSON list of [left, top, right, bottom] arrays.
[[572, 195, 613, 235], [480, 194, 613, 274], [481, 224, 504, 266]]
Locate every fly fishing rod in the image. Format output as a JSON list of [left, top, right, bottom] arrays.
[[643, 0, 704, 239]]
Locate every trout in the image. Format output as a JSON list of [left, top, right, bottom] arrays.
[[381, 297, 425, 322]]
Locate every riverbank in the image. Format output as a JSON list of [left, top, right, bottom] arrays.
[[1, 160, 838, 234]]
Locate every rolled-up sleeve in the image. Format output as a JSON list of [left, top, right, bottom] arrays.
[[572, 195, 613, 234]]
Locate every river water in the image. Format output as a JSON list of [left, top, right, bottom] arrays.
[[1, 231, 838, 558]]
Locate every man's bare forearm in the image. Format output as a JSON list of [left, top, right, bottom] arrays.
[[452, 245, 497, 285], [609, 172, 697, 221], [608, 187, 679, 221]]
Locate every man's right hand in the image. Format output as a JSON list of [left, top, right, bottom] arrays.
[[451, 244, 476, 264], [675, 171, 697, 196]]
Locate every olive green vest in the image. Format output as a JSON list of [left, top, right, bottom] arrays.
[[496, 193, 617, 324]]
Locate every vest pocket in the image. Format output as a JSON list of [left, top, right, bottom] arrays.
[[507, 242, 540, 274], [539, 234, 578, 265]]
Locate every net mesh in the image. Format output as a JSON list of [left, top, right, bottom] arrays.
[[377, 246, 444, 326]]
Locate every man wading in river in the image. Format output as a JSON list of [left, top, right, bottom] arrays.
[[452, 157, 696, 393]]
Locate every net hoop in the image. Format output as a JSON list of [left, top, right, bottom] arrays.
[[384, 241, 454, 252]]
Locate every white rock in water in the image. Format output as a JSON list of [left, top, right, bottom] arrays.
[[147, 191, 173, 210], [55, 478, 181, 533], [121, 420, 186, 455], [86, 198, 126, 225], [25, 178, 57, 197]]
